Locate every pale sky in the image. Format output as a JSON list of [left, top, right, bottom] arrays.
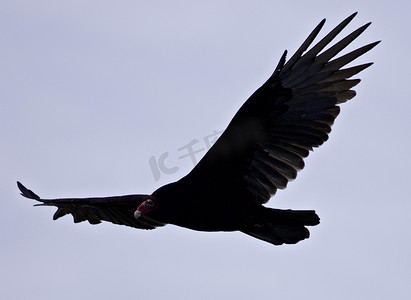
[[1, 1, 410, 299]]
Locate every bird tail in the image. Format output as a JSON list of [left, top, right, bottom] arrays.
[[241, 207, 320, 246]]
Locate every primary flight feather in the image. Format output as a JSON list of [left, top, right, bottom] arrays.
[[18, 13, 379, 245]]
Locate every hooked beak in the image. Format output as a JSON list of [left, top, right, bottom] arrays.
[[133, 207, 166, 227], [134, 209, 142, 219]]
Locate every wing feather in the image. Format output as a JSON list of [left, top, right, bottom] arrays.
[[185, 14, 379, 205], [17, 181, 162, 229]]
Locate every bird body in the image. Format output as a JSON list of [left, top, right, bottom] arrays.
[[18, 13, 379, 246], [149, 179, 256, 232]]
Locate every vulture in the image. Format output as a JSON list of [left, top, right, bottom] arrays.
[[18, 13, 379, 245]]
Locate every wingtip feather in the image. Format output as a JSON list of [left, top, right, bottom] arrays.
[[17, 181, 41, 200]]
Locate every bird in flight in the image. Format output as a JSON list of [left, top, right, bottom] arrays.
[[18, 13, 379, 246]]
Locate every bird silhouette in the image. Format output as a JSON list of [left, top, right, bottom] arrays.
[[18, 13, 379, 245]]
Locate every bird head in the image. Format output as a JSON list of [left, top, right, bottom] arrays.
[[134, 197, 157, 219], [134, 183, 177, 225]]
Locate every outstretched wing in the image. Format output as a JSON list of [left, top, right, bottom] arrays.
[[17, 181, 165, 229], [186, 13, 379, 205]]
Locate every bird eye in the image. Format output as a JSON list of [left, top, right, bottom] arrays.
[[145, 199, 155, 208]]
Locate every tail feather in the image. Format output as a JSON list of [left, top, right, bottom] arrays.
[[244, 225, 310, 245], [242, 207, 320, 245], [263, 208, 320, 226]]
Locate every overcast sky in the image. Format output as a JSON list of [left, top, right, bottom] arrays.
[[1, 1, 410, 299]]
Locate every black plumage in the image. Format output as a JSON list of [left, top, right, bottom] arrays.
[[18, 13, 379, 245]]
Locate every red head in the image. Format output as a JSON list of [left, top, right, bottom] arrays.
[[134, 197, 157, 219]]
